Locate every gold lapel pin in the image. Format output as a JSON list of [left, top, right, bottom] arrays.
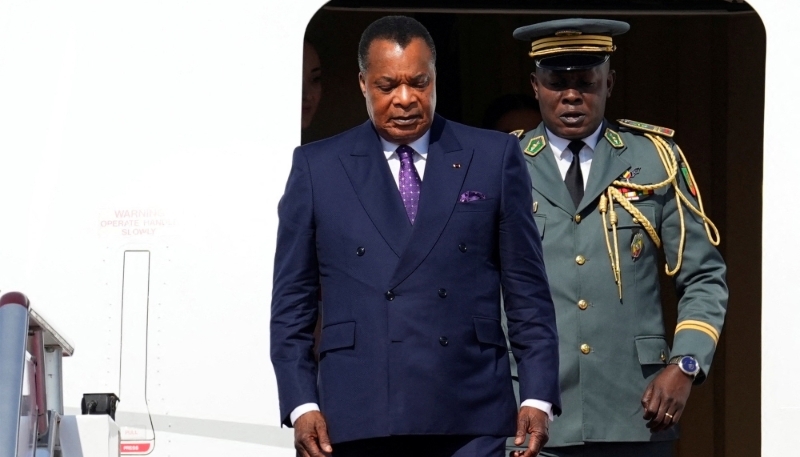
[[452, 163, 461, 168]]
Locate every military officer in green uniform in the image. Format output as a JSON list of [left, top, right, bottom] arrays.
[[506, 19, 728, 457]]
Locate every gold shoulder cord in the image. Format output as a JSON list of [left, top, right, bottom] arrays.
[[598, 133, 721, 299]]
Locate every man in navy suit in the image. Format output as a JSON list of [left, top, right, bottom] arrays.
[[270, 16, 560, 457]]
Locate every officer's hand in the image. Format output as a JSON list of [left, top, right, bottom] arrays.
[[294, 411, 332, 457], [641, 364, 693, 433], [512, 406, 549, 457]]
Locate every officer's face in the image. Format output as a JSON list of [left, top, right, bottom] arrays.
[[532, 63, 615, 140], [359, 38, 437, 144]]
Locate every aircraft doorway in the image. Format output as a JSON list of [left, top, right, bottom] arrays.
[[302, 2, 764, 456]]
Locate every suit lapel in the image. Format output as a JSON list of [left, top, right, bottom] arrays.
[[339, 121, 412, 258], [389, 116, 471, 288], [579, 120, 631, 213], [526, 125, 575, 216]]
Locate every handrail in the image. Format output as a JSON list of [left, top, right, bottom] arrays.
[[29, 328, 49, 438], [0, 291, 32, 457], [0, 292, 74, 457]]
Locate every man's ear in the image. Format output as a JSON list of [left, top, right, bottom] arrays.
[[530, 72, 539, 100], [358, 72, 367, 98], [606, 69, 616, 98]]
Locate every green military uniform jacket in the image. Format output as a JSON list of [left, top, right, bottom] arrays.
[[515, 120, 728, 446]]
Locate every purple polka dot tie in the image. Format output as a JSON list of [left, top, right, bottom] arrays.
[[396, 145, 421, 224]]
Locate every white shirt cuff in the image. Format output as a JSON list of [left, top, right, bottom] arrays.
[[290, 403, 320, 426], [521, 399, 554, 421]]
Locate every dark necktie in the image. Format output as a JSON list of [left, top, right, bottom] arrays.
[[565, 140, 585, 208], [396, 145, 422, 224]]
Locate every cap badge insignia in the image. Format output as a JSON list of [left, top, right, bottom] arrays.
[[524, 135, 546, 157], [604, 128, 625, 148]]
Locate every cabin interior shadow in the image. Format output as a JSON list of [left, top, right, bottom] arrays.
[[303, 2, 765, 456]]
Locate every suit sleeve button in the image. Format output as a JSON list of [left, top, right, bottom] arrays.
[[356, 247, 365, 256], [385, 291, 395, 301], [438, 288, 447, 298], [439, 337, 449, 346], [458, 243, 467, 253]]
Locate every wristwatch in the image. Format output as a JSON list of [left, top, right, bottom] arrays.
[[668, 355, 700, 379]]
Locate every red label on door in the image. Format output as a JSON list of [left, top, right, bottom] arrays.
[[120, 442, 152, 454]]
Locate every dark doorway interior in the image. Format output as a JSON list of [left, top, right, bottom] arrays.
[[303, 2, 764, 456]]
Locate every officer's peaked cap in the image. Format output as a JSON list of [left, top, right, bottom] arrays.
[[513, 18, 630, 71]]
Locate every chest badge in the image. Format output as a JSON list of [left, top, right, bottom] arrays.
[[623, 167, 641, 182], [631, 230, 644, 260]]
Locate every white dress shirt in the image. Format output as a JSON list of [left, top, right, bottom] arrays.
[[381, 130, 430, 185], [290, 130, 553, 425], [546, 122, 605, 188]]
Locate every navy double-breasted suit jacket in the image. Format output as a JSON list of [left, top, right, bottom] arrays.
[[270, 115, 560, 444]]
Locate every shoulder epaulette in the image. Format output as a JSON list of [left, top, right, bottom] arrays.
[[509, 129, 526, 140], [617, 119, 675, 138]]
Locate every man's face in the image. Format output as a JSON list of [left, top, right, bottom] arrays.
[[301, 42, 322, 130], [359, 38, 436, 144], [532, 63, 615, 140]]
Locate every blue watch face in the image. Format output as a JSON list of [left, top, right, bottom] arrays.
[[680, 356, 699, 374]]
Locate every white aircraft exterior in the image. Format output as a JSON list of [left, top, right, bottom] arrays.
[[0, 0, 794, 455]]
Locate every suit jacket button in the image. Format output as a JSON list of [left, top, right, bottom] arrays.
[[574, 214, 582, 223], [439, 336, 449, 346], [576, 255, 586, 265], [458, 243, 467, 253], [577, 299, 588, 310], [385, 291, 395, 301], [580, 343, 591, 354], [356, 247, 365, 256], [438, 288, 447, 298]]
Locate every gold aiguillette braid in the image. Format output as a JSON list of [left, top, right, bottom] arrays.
[[598, 132, 722, 298]]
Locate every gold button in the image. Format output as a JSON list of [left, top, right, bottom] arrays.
[[576, 255, 586, 265], [577, 299, 588, 310], [660, 351, 667, 362], [574, 214, 582, 223], [580, 344, 591, 354], [632, 217, 639, 224], [533, 201, 539, 213]]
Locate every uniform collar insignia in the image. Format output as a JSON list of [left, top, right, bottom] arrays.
[[524, 135, 546, 157], [604, 127, 624, 148]]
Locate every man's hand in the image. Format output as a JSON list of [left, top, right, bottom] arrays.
[[512, 406, 549, 457], [641, 364, 693, 432], [294, 411, 332, 457]]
